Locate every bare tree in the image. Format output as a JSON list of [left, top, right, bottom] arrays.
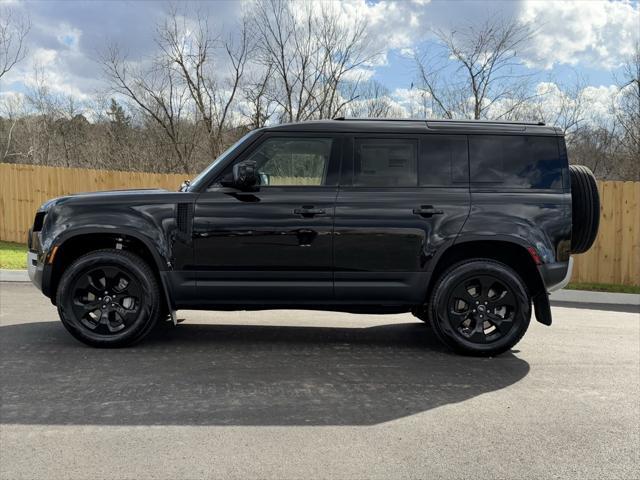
[[348, 80, 392, 118], [241, 65, 278, 128], [0, 6, 30, 80], [101, 6, 251, 170], [614, 41, 640, 165], [546, 77, 587, 135], [569, 124, 623, 179], [102, 43, 199, 173], [346, 80, 408, 118], [250, 0, 376, 122], [1, 90, 25, 162], [157, 6, 250, 156], [519, 74, 587, 134], [416, 17, 536, 120]]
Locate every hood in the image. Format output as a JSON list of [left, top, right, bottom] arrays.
[[38, 189, 171, 212]]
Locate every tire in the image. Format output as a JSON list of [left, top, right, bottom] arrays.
[[570, 165, 600, 254], [56, 249, 162, 347], [427, 259, 531, 356]]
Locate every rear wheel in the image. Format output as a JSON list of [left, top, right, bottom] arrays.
[[428, 259, 531, 356], [56, 249, 162, 347]]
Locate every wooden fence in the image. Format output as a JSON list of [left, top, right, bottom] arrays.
[[1, 163, 638, 286], [571, 181, 639, 287], [0, 163, 186, 244]]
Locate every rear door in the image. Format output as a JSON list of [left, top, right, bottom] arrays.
[[333, 133, 470, 305]]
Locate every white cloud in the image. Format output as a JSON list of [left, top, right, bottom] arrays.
[[1, 0, 634, 125], [520, 0, 639, 69], [483, 81, 618, 128], [31, 48, 58, 67], [0, 90, 26, 117], [399, 48, 415, 58], [318, 0, 433, 60], [3, 46, 92, 104], [342, 67, 376, 82], [581, 84, 618, 121], [390, 87, 433, 118]]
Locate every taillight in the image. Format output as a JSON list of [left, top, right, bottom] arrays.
[[527, 246, 542, 265]]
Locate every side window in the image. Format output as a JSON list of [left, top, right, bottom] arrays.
[[354, 138, 417, 187], [246, 137, 333, 186], [469, 135, 563, 189], [419, 135, 468, 186]]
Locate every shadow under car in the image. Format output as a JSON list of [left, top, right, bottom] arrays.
[[0, 320, 530, 426]]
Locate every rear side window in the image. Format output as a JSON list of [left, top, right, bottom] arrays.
[[354, 138, 417, 187], [469, 135, 562, 189], [420, 135, 468, 186]]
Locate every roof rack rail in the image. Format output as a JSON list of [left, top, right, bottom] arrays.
[[332, 117, 426, 122], [333, 116, 545, 126], [426, 119, 546, 126]]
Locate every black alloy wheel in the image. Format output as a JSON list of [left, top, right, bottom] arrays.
[[56, 249, 162, 347], [428, 259, 531, 356], [71, 266, 142, 335], [447, 274, 518, 344]]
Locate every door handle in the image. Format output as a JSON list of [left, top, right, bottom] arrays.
[[413, 205, 444, 217], [294, 206, 326, 217]]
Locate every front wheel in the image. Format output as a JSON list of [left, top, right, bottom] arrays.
[[428, 259, 531, 356], [56, 249, 162, 347]]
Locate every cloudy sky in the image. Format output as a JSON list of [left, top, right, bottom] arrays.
[[1, 0, 638, 116]]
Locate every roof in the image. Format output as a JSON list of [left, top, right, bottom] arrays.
[[266, 118, 560, 135]]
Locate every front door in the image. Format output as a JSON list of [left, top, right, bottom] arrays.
[[334, 134, 470, 305], [193, 134, 341, 305]]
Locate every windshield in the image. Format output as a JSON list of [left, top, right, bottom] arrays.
[[187, 130, 260, 191]]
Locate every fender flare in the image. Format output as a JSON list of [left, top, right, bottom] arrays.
[[46, 227, 175, 311], [429, 234, 552, 326]]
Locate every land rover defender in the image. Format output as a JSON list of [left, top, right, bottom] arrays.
[[27, 119, 600, 355]]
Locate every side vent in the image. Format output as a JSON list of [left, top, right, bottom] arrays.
[[33, 212, 46, 232], [176, 203, 193, 238]]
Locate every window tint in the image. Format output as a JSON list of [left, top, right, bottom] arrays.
[[469, 135, 562, 189], [419, 135, 468, 186], [354, 138, 417, 187], [246, 137, 333, 186]]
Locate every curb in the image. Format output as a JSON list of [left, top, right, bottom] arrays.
[[0, 269, 30, 282], [549, 289, 639, 306]]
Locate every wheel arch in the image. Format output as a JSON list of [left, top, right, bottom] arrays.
[[426, 238, 546, 309], [46, 229, 172, 311]]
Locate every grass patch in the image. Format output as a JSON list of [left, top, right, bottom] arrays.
[[566, 282, 640, 295], [0, 241, 27, 270]]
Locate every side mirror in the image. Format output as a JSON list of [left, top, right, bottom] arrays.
[[233, 161, 259, 190]]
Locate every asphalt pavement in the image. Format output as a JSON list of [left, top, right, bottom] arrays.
[[1, 282, 638, 479]]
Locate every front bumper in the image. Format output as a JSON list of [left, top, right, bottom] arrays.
[[27, 250, 44, 290], [27, 227, 49, 295]]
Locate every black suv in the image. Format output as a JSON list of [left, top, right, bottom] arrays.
[[27, 119, 600, 356]]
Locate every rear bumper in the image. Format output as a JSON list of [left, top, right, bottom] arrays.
[[539, 257, 573, 292]]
